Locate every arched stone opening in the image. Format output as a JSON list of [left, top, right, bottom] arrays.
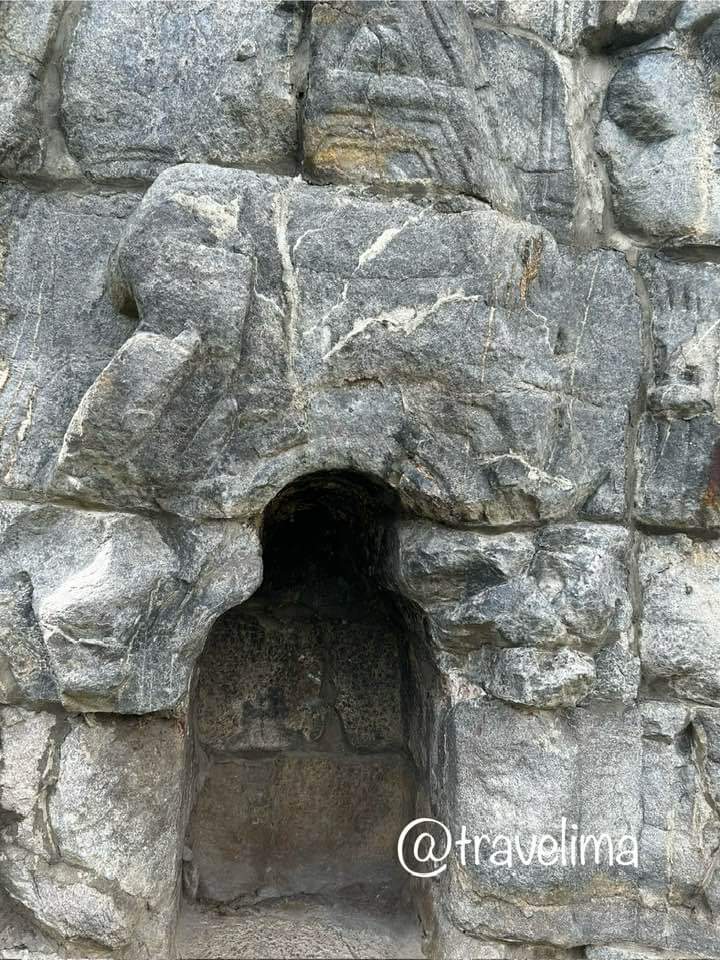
[[177, 471, 432, 958]]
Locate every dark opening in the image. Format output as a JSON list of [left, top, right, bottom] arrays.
[[181, 472, 426, 957]]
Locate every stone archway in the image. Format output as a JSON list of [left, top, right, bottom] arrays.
[[177, 471, 435, 958]]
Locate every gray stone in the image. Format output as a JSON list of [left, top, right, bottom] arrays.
[[472, 26, 579, 241], [676, 1, 720, 33], [442, 700, 644, 945], [475, 645, 596, 707], [303, 2, 516, 206], [2, 3, 720, 956], [49, 714, 187, 953], [635, 255, 720, 529], [640, 699, 692, 740], [305, 4, 581, 239], [389, 520, 631, 704], [638, 702, 720, 935], [442, 698, 720, 953], [429, 906, 582, 958], [0, 707, 188, 954], [0, 706, 57, 856], [0, 501, 262, 713], [636, 413, 720, 530], [61, 1, 304, 181], [591, 636, 642, 704], [0, 888, 62, 959], [597, 51, 720, 245], [45, 164, 641, 525], [639, 534, 720, 706], [586, 945, 713, 959], [531, 524, 632, 648], [465, 1, 684, 54], [0, 862, 133, 951], [0, 3, 60, 176], [176, 895, 423, 960], [0, 187, 140, 498]]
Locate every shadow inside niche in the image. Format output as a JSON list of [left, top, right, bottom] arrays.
[[178, 471, 429, 960]]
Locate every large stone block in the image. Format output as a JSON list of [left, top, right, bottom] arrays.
[[61, 1, 304, 180], [441, 699, 720, 954], [189, 752, 414, 903], [0, 3, 60, 176], [388, 519, 635, 707], [304, 4, 581, 240], [303, 2, 513, 205], [472, 26, 580, 241], [465, 1, 686, 54], [597, 47, 720, 246], [639, 534, 720, 706], [635, 255, 720, 529], [42, 165, 641, 526], [0, 708, 188, 955], [0, 501, 262, 713], [0, 187, 139, 497]]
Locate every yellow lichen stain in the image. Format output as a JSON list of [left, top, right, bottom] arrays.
[[701, 487, 718, 509], [305, 118, 430, 183], [700, 439, 720, 512], [519, 235, 544, 303], [310, 4, 342, 28], [309, 141, 386, 177]]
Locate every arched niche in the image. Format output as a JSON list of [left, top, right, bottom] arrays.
[[178, 471, 436, 958]]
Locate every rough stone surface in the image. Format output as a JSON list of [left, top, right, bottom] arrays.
[[0, 707, 188, 956], [598, 48, 720, 246], [176, 895, 423, 960], [639, 534, 720, 705], [443, 699, 720, 954], [0, 188, 139, 494], [305, 4, 581, 240], [0, 3, 60, 177], [0, 501, 262, 713], [190, 753, 414, 903], [61, 1, 305, 181], [1, 1, 720, 957], [466, 1, 687, 55], [40, 164, 642, 525], [635, 254, 720, 529], [388, 519, 635, 706]]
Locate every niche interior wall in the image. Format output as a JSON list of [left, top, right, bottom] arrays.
[[1, 2, 720, 959]]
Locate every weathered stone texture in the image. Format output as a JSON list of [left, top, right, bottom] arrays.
[[636, 255, 720, 529], [0, 188, 139, 495], [389, 520, 635, 707], [305, 3, 584, 240], [598, 48, 720, 246], [61, 1, 305, 181], [1, 0, 720, 957], [443, 699, 720, 954], [639, 535, 720, 706], [31, 164, 641, 526], [0, 501, 262, 713], [190, 752, 415, 903], [466, 1, 686, 54], [0, 707, 188, 955], [0, 3, 60, 177]]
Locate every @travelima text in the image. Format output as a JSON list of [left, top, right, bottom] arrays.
[[397, 817, 639, 878]]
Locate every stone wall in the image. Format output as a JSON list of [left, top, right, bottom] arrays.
[[0, 1, 720, 958]]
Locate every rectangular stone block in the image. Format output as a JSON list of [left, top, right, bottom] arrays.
[[61, 1, 304, 181]]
